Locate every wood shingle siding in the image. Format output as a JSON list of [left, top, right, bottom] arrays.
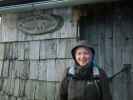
[[0, 7, 77, 100]]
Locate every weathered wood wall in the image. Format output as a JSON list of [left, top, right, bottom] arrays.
[[79, 3, 133, 100], [0, 8, 77, 100]]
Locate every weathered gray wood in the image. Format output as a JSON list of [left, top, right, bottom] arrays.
[[29, 41, 40, 60], [14, 61, 27, 79], [29, 61, 39, 80], [1, 13, 17, 42], [0, 43, 4, 60], [47, 82, 56, 100], [14, 79, 25, 97], [40, 40, 57, 59], [25, 80, 37, 100], [24, 42, 30, 60], [0, 61, 3, 77], [57, 39, 77, 58], [0, 8, 76, 42], [55, 59, 73, 81], [17, 42, 25, 60], [112, 6, 128, 100], [4, 43, 10, 60], [34, 81, 47, 100], [46, 60, 56, 81], [104, 13, 113, 77], [38, 61, 47, 81], [2, 60, 9, 77]]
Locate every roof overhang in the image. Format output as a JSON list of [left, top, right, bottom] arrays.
[[0, 0, 120, 13]]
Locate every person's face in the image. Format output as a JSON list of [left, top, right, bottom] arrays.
[[75, 47, 93, 67]]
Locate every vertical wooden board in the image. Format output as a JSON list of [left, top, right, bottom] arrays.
[[16, 30, 26, 42], [0, 95, 8, 100], [4, 43, 10, 60], [24, 42, 30, 60], [2, 78, 15, 96], [2, 79, 9, 94], [112, 6, 127, 100], [34, 81, 47, 100], [40, 40, 57, 59], [17, 42, 25, 60], [29, 61, 39, 80], [1, 13, 17, 42], [60, 20, 77, 38], [47, 60, 56, 81], [53, 7, 76, 38], [55, 82, 60, 100], [8, 61, 16, 78], [2, 60, 9, 77], [57, 39, 77, 58], [38, 61, 47, 81], [104, 14, 113, 77], [13, 79, 26, 97], [55, 59, 73, 81], [14, 61, 30, 79], [10, 96, 17, 100], [9, 78, 15, 96], [0, 61, 3, 77], [55, 60, 66, 81], [13, 79, 20, 97], [0, 16, 2, 41], [15, 61, 24, 79], [47, 82, 56, 100], [96, 15, 105, 69], [25, 80, 37, 100], [29, 41, 40, 60], [12, 43, 18, 59], [0, 43, 5, 60]]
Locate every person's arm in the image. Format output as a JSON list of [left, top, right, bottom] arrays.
[[99, 69, 112, 100]]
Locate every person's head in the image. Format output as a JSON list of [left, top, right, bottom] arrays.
[[71, 40, 95, 68]]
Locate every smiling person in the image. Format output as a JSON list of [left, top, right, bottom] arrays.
[[59, 40, 112, 100]]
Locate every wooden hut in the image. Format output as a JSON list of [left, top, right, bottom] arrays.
[[0, 0, 132, 100]]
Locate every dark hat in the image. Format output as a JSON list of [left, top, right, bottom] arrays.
[[71, 40, 95, 59]]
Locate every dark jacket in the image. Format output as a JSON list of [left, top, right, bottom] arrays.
[[60, 40, 112, 100], [59, 66, 112, 100]]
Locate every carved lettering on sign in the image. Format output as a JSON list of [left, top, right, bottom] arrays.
[[17, 14, 64, 35]]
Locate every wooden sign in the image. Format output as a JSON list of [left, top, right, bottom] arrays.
[[17, 14, 64, 35]]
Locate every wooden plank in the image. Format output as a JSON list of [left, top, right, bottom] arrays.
[[34, 81, 47, 100], [14, 61, 30, 79], [47, 82, 56, 100], [4, 43, 10, 60], [0, 43, 4, 60], [40, 40, 57, 59], [55, 59, 73, 81], [14, 79, 25, 97], [0, 61, 3, 77], [2, 78, 15, 96], [47, 60, 56, 81], [1, 13, 17, 42], [25, 80, 37, 100], [24, 42, 30, 60], [112, 5, 127, 100], [57, 39, 77, 58], [2, 60, 9, 77], [12, 43, 18, 59], [38, 61, 47, 81], [29, 41, 40, 60], [29, 61, 39, 80], [104, 10, 113, 77], [17, 42, 25, 60]]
